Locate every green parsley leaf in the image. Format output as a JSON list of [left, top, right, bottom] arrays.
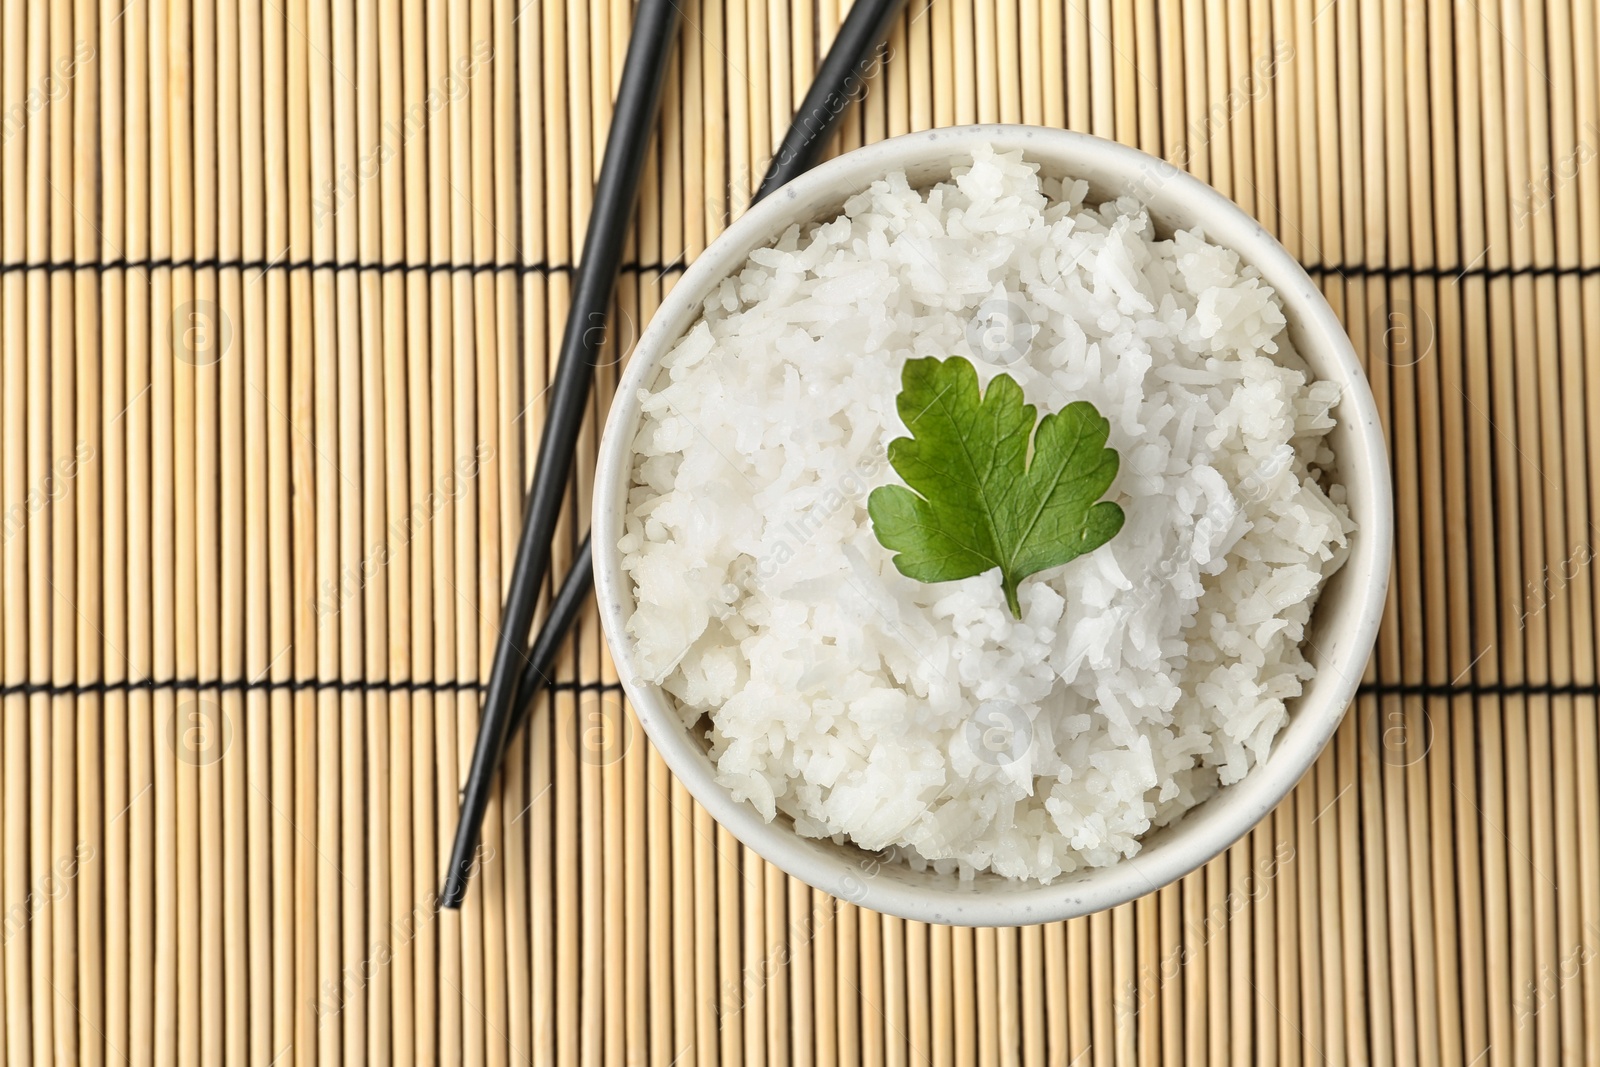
[[867, 355, 1126, 619]]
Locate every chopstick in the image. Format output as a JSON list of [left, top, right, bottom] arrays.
[[442, 0, 908, 909], [440, 0, 681, 909], [755, 0, 905, 198], [501, 0, 907, 727], [500, 0, 909, 741]]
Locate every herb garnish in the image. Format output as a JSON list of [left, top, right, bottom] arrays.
[[867, 355, 1125, 618]]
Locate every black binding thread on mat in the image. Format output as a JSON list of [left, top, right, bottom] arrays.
[[1357, 681, 1600, 698], [0, 256, 1596, 282], [2, 677, 1592, 701], [0, 677, 625, 700], [0, 257, 689, 278], [1302, 262, 1600, 281]]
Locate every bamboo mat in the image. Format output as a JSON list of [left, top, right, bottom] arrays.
[[0, 0, 1596, 1062]]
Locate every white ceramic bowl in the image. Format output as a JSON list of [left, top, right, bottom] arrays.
[[593, 125, 1392, 926]]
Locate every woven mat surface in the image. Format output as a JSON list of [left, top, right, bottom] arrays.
[[2, 0, 1596, 1063]]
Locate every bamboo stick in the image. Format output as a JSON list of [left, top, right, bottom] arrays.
[[1200, 0, 1227, 196], [1348, 2, 1397, 1064], [1292, 0, 1331, 1030], [190, 0, 226, 1053], [748, 56, 787, 1017], [1156, 875, 1179, 1067], [1223, 0, 1251, 217], [863, 906, 884, 1067], [425, 0, 462, 1050], [216, 0, 250, 1054], [1245, 0, 1272, 239], [1111, 903, 1133, 1067], [491, 0, 525, 1051], [1510, 1, 1562, 1056], [911, 18, 956, 1062], [1542, 0, 1586, 1056], [1447, 3, 1505, 1063], [720, 824, 746, 1067], [816, 890, 838, 1067], [1421, 2, 1474, 1063], [327, 0, 369, 1055], [1, 0, 27, 1049], [904, 916, 927, 1067], [1087, 0, 1109, 137], [586, 4, 626, 1061], [1372, 0, 1422, 1064], [402, 0, 439, 1048], [349, 0, 392, 1052], [1268, 6, 1305, 1061], [663, 8, 701, 1063], [528, 6, 560, 1067], [1307, 3, 1351, 1063], [1128, 13, 1183, 1060], [648, 39, 684, 1067], [947, 927, 972, 1067], [923, 922, 946, 1067], [1290, 0, 1318, 262], [69, 0, 105, 1053], [282, 0, 319, 1052], [1017, 927, 1043, 1067], [259, 0, 296, 1043], [123, 0, 158, 1054], [929, 0, 952, 129], [233, 0, 272, 1062], [1042, 920, 1065, 1067], [48, 0, 78, 1051], [23, 151, 45, 1067], [96, 0, 130, 1052], [1066, 913, 1087, 1066], [745, 844, 771, 1067], [3, 0, 30, 1056], [1475, 0, 1524, 1060], [464, 0, 504, 1050], [146, 0, 180, 1050], [239, 0, 280, 1053], [1568, 2, 1600, 1064], [1254, 6, 1305, 1062], [0, 0, 16, 1052], [1225, 846, 1249, 1064], [975, 925, 995, 1067], [545, 0, 579, 1063], [1107, 0, 1131, 143], [726, 0, 751, 210], [1180, 872, 1209, 1067], [696, 0, 725, 1063], [1131, 0, 1154, 159], [950, 0, 972, 126], [304, 0, 347, 1062], [1397, 3, 1452, 1066], [838, 900, 859, 1067], [375, 0, 412, 1053], [1197, 856, 1221, 1065], [1133, 891, 1157, 1067], [166, 0, 207, 1059]]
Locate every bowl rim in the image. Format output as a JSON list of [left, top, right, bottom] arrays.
[[592, 123, 1393, 926]]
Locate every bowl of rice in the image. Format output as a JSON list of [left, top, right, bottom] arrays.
[[593, 125, 1391, 926]]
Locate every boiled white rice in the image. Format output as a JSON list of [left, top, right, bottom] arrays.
[[618, 146, 1353, 882]]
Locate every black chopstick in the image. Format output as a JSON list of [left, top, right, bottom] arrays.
[[443, 0, 909, 909], [440, 0, 680, 909], [514, 534, 595, 704], [756, 0, 906, 199]]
